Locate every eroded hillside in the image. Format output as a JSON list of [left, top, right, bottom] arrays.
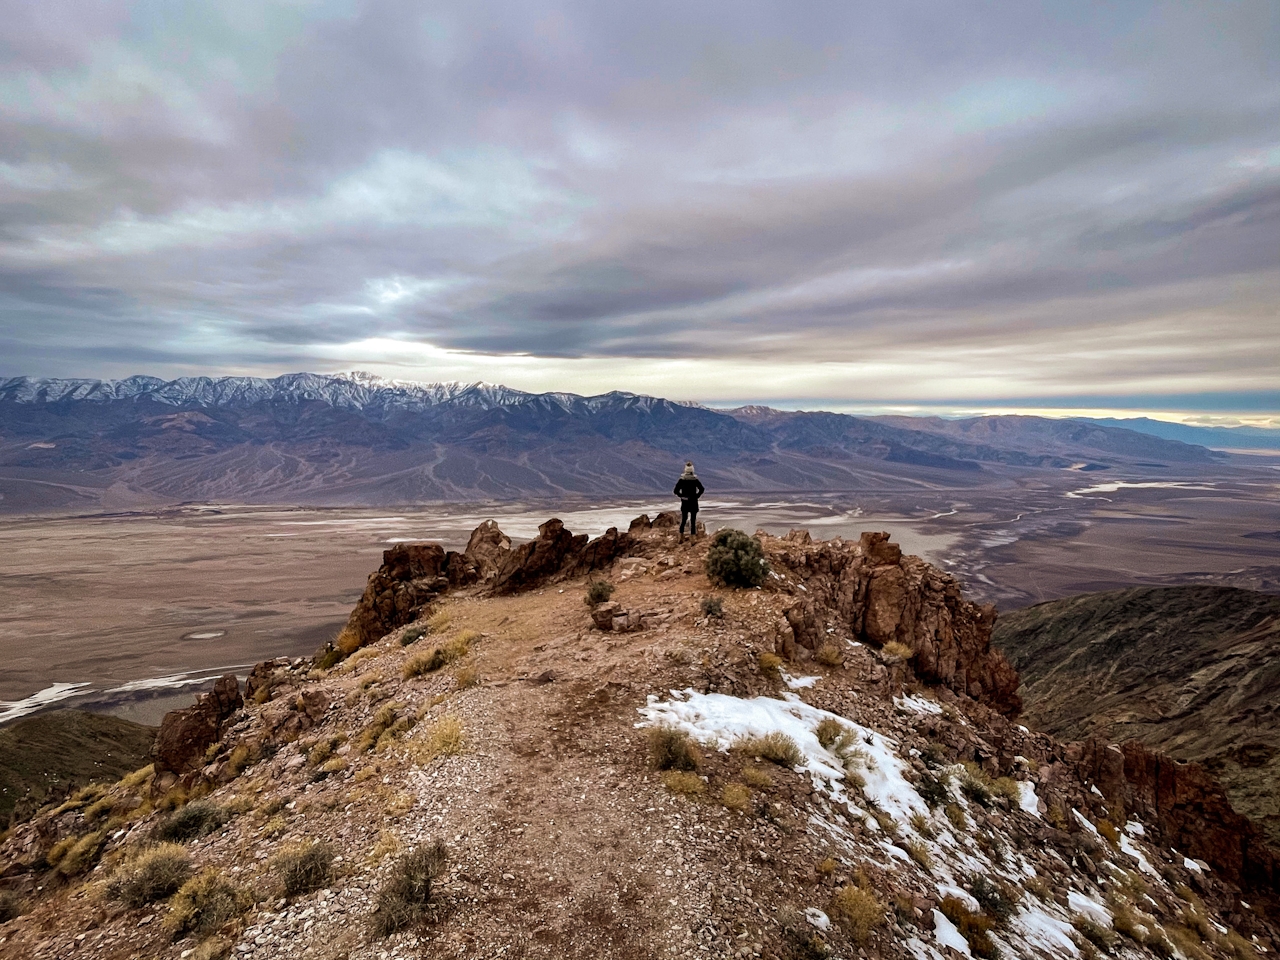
[[0, 518, 1274, 960]]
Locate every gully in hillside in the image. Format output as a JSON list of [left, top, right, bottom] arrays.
[[673, 461, 705, 539]]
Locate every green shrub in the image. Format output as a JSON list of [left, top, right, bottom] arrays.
[[314, 645, 343, 670], [272, 841, 335, 897], [917, 772, 948, 808], [648, 727, 701, 772], [152, 801, 229, 843], [584, 580, 615, 606], [107, 843, 192, 907], [368, 843, 448, 938], [967, 874, 1016, 923], [700, 596, 724, 618], [399, 626, 427, 647], [704, 529, 769, 588], [166, 871, 249, 939]]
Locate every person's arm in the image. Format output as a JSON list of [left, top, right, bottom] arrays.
[[694, 478, 705, 498], [673, 480, 682, 497]]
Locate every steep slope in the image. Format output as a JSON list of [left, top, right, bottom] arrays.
[[0, 710, 156, 828], [0, 373, 1220, 511], [0, 522, 1274, 960], [993, 587, 1280, 848]]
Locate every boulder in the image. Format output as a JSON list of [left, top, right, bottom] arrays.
[[152, 674, 243, 777], [628, 514, 653, 532], [652, 511, 679, 529], [591, 601, 621, 631], [463, 519, 511, 578]]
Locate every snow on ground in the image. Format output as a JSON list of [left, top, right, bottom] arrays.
[[1068, 891, 1111, 927], [1011, 906, 1080, 958], [1125, 821, 1145, 836], [1120, 833, 1159, 877], [1017, 781, 1041, 818], [780, 670, 820, 689], [804, 908, 831, 931], [905, 937, 947, 960], [638, 690, 928, 822], [894, 694, 943, 714], [1072, 809, 1099, 836], [932, 910, 973, 957], [1183, 857, 1203, 873]]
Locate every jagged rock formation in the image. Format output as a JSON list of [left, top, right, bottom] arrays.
[[151, 674, 243, 788], [0, 520, 1275, 960], [764, 531, 1021, 716]]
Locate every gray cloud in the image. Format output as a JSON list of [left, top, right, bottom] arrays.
[[0, 0, 1277, 406]]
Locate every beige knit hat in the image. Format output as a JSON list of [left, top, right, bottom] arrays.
[[682, 461, 696, 476]]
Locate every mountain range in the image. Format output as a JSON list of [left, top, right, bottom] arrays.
[[0, 372, 1226, 512]]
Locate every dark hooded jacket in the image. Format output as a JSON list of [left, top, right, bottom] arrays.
[[673, 475, 704, 503]]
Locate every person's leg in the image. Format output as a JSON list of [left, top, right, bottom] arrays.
[[680, 504, 690, 535], [690, 506, 699, 537]]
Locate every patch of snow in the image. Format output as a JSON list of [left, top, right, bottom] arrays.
[[1119, 833, 1159, 877], [905, 937, 947, 960], [1013, 906, 1081, 957], [1017, 724, 1030, 733], [937, 884, 980, 911], [780, 671, 820, 689], [1068, 891, 1111, 927], [1183, 857, 1202, 873], [894, 694, 943, 715], [1017, 781, 1042, 818], [637, 689, 927, 822], [932, 909, 972, 957], [1090, 785, 1104, 797], [1125, 821, 1145, 836], [1072, 809, 1100, 836], [804, 908, 830, 931]]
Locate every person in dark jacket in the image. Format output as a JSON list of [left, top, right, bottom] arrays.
[[673, 461, 705, 538]]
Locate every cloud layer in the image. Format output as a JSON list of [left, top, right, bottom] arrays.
[[1, 0, 1277, 409]]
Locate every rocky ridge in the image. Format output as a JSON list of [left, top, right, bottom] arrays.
[[0, 520, 1274, 960]]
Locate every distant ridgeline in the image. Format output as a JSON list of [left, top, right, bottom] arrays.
[[0, 372, 1218, 510]]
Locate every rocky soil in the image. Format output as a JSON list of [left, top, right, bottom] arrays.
[[994, 586, 1280, 849], [0, 518, 1275, 960]]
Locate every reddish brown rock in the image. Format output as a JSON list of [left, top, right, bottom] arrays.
[[491, 519, 589, 595], [152, 674, 242, 777], [463, 519, 511, 578]]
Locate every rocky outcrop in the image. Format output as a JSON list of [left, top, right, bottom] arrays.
[[764, 530, 1021, 716], [1079, 738, 1279, 899], [151, 674, 242, 780]]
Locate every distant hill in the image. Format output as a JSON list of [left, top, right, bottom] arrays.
[[993, 585, 1280, 847], [0, 372, 1218, 512], [1078, 417, 1280, 451], [0, 710, 156, 827]]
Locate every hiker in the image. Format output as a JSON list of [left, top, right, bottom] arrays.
[[673, 461, 705, 538]]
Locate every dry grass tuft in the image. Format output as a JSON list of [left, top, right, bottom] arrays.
[[50, 830, 106, 877], [720, 783, 751, 811], [453, 664, 480, 690], [335, 625, 362, 655], [939, 896, 998, 959], [271, 841, 335, 897], [829, 885, 884, 944], [647, 726, 701, 772], [904, 838, 933, 870], [734, 731, 802, 768], [402, 631, 475, 679], [880, 640, 913, 662], [368, 843, 448, 938], [153, 801, 230, 843], [406, 715, 464, 766], [757, 651, 783, 676], [166, 870, 249, 940], [740, 765, 773, 790], [815, 643, 844, 667], [660, 771, 706, 796], [815, 717, 848, 749], [107, 843, 192, 907]]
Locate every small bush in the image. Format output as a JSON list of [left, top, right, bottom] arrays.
[[917, 772, 948, 808], [830, 885, 884, 944], [1072, 914, 1118, 951], [909, 811, 936, 839], [721, 783, 751, 811], [0, 890, 24, 923], [757, 651, 782, 676], [700, 596, 724, 618], [585, 580, 615, 606], [272, 841, 335, 897], [335, 625, 362, 656], [944, 802, 967, 831], [153, 801, 229, 843], [648, 726, 701, 772], [815, 718, 848, 750], [704, 529, 769, 588], [881, 640, 913, 662], [990, 777, 1020, 804], [661, 771, 706, 796], [53, 830, 106, 877], [107, 843, 192, 908], [166, 871, 248, 939], [368, 843, 448, 938], [402, 631, 475, 679], [734, 731, 802, 768], [400, 626, 427, 647], [968, 874, 1016, 923], [741, 765, 773, 790], [427, 609, 451, 633], [960, 763, 994, 808], [453, 664, 480, 690], [314, 645, 343, 670], [940, 897, 999, 959], [815, 644, 844, 667], [1097, 818, 1121, 846], [904, 838, 933, 870]]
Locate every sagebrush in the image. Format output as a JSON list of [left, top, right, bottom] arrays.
[[704, 529, 768, 588], [107, 844, 192, 908], [368, 843, 448, 938]]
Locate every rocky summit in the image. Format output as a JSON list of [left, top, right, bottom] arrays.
[[0, 519, 1275, 960]]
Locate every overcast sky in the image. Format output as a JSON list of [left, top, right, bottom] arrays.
[[1, 1, 1277, 420]]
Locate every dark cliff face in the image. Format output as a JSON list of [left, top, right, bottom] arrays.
[[994, 585, 1280, 849]]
